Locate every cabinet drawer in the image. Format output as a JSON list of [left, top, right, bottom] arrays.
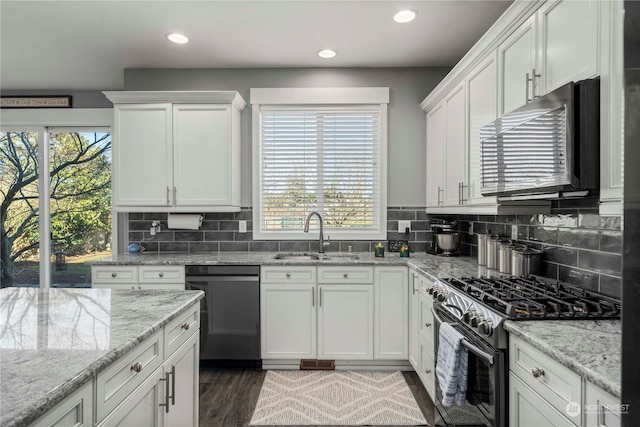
[[96, 330, 164, 422], [418, 274, 435, 297], [261, 266, 316, 283], [509, 335, 581, 422], [419, 293, 435, 345], [317, 266, 373, 283], [32, 379, 93, 427], [93, 283, 139, 290], [138, 265, 185, 284], [165, 303, 199, 357], [418, 335, 436, 400], [92, 266, 138, 284]]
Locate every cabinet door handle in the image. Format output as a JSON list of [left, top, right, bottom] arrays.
[[437, 187, 443, 206], [173, 187, 177, 206], [169, 365, 176, 406], [425, 323, 432, 327], [130, 362, 143, 373], [312, 288, 315, 307], [159, 371, 170, 413], [159, 272, 164, 278], [525, 72, 531, 103], [166, 187, 171, 206], [412, 274, 417, 295], [532, 367, 545, 378], [181, 322, 190, 331], [320, 287, 323, 307], [111, 272, 117, 278], [532, 68, 541, 99], [343, 273, 348, 278], [286, 272, 291, 278]]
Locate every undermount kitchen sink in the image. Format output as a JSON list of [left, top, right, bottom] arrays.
[[273, 252, 322, 260], [272, 252, 359, 261]]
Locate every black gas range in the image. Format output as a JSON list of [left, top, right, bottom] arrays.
[[429, 276, 621, 427]]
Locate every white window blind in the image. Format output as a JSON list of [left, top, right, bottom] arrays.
[[258, 107, 382, 237]]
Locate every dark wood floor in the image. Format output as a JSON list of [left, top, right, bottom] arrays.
[[199, 369, 435, 427]]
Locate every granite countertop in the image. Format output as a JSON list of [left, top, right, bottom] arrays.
[[89, 250, 622, 399], [504, 319, 621, 398], [89, 250, 486, 279], [0, 287, 204, 427]]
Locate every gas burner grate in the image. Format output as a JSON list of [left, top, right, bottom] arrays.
[[439, 276, 621, 320]]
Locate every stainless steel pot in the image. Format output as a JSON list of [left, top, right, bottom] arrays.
[[498, 240, 518, 274], [511, 246, 543, 276], [436, 233, 460, 256], [486, 234, 501, 270], [477, 233, 489, 266]]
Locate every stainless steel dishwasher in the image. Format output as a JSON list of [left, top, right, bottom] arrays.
[[185, 265, 261, 368]]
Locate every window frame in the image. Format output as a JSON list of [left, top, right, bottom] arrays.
[[1, 108, 114, 288], [251, 87, 389, 241]]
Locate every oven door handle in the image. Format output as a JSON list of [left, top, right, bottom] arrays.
[[431, 306, 495, 366]]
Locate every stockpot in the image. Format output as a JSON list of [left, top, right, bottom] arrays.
[[486, 234, 502, 270], [511, 246, 543, 276], [498, 240, 518, 274]]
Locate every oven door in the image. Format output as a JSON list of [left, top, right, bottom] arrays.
[[432, 304, 506, 427]]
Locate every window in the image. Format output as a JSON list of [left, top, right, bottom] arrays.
[[251, 88, 388, 240], [0, 108, 113, 288]]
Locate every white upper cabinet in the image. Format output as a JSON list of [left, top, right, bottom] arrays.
[[443, 84, 467, 206], [466, 54, 498, 206], [426, 102, 446, 207], [537, 0, 599, 95], [498, 14, 537, 115], [104, 91, 245, 212]]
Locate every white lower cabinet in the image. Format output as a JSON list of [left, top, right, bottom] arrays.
[[509, 372, 576, 427], [408, 271, 421, 370], [584, 381, 621, 427], [163, 332, 200, 427], [91, 266, 185, 290], [373, 266, 408, 359], [32, 380, 94, 427], [318, 284, 374, 360], [260, 283, 317, 359]]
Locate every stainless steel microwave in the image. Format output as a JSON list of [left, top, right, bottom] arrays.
[[480, 79, 600, 199]]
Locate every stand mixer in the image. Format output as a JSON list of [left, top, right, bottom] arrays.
[[429, 218, 460, 256]]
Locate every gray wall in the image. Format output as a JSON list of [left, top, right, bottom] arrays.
[[123, 67, 451, 207]]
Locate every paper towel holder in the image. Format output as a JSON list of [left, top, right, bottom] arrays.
[[167, 213, 204, 230]]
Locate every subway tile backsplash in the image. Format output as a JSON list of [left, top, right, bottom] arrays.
[[128, 199, 621, 298]]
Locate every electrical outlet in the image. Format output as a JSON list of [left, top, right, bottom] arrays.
[[398, 220, 411, 233], [511, 224, 518, 240], [238, 220, 247, 233]]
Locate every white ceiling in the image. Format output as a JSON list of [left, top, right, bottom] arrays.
[[0, 0, 512, 91]]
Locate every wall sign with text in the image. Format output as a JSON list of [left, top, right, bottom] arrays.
[[1, 96, 72, 108]]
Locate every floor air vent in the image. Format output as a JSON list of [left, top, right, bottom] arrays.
[[300, 359, 335, 370]]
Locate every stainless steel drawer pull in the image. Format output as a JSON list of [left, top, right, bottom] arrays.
[[532, 367, 545, 378], [111, 273, 117, 278], [159, 272, 164, 278], [343, 273, 348, 278], [130, 362, 143, 373], [159, 371, 170, 413], [169, 365, 176, 406], [181, 322, 190, 331]]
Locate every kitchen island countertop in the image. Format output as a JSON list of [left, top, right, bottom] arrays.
[[0, 287, 204, 427]]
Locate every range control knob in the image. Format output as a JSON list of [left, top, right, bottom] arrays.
[[463, 309, 476, 324], [477, 319, 494, 336], [470, 313, 484, 328]]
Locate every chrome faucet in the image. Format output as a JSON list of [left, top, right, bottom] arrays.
[[304, 211, 330, 253]]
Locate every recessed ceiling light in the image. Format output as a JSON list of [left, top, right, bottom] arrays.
[[167, 33, 189, 44], [394, 10, 417, 23], [318, 49, 337, 59]]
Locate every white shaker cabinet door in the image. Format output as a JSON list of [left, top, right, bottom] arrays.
[[466, 54, 498, 206], [373, 266, 408, 359], [261, 283, 317, 359], [537, 0, 599, 95], [426, 102, 446, 208], [317, 284, 374, 360], [164, 332, 199, 427], [443, 83, 467, 206], [113, 104, 173, 207], [172, 104, 236, 207], [408, 271, 420, 370], [498, 14, 537, 115]]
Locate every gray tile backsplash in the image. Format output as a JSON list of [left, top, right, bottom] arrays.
[[128, 199, 621, 297]]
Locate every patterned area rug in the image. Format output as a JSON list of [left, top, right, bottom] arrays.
[[249, 370, 428, 426]]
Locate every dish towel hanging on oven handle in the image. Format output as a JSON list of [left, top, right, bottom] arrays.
[[436, 322, 469, 406]]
